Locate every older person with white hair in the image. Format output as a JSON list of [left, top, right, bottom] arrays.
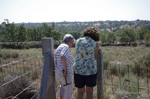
[[55, 34, 75, 99]]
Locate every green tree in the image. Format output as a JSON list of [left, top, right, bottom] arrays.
[[41, 23, 61, 40], [17, 24, 27, 42], [144, 31, 150, 46], [51, 30, 61, 40], [107, 32, 116, 45], [26, 28, 33, 41], [0, 25, 3, 41], [1, 22, 17, 42], [117, 28, 136, 44], [100, 31, 108, 45], [52, 22, 55, 29], [36, 26, 43, 41], [31, 28, 38, 41], [41, 23, 52, 37], [138, 24, 148, 41], [70, 31, 81, 40]]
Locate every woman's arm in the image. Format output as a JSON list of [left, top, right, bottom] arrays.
[[60, 55, 67, 78], [94, 43, 99, 60]]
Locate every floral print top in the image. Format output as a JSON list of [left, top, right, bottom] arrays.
[[74, 36, 97, 75]]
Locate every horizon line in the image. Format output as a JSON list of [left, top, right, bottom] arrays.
[[2, 19, 150, 24]]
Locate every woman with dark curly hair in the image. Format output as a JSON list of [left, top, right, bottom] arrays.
[[74, 27, 100, 99]]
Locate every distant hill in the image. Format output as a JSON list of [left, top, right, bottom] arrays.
[[1, 20, 150, 45], [15, 20, 150, 33]]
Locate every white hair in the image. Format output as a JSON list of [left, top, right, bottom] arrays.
[[63, 34, 75, 43]]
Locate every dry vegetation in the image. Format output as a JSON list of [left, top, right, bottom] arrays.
[[0, 48, 43, 99], [70, 45, 150, 99], [0, 45, 150, 99]]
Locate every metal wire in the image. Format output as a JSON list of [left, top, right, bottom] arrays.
[[0, 56, 38, 68], [31, 90, 40, 99], [12, 79, 40, 99], [0, 66, 41, 88]]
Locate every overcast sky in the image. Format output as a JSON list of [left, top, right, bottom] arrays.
[[0, 0, 150, 23]]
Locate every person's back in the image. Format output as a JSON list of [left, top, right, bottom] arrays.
[[55, 34, 75, 99], [55, 43, 74, 74], [74, 36, 97, 75], [73, 27, 100, 99]]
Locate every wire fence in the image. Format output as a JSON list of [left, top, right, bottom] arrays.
[[0, 42, 43, 99], [70, 47, 150, 99], [0, 41, 150, 99], [103, 62, 150, 98]]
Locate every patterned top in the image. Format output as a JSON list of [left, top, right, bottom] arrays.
[[55, 43, 74, 74], [74, 36, 97, 75]]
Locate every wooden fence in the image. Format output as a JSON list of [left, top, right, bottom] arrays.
[[39, 38, 56, 99]]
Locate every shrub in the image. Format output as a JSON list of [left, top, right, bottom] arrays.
[[0, 67, 3, 72], [130, 41, 137, 47], [145, 42, 150, 47], [145, 52, 150, 64], [3, 51, 11, 59], [17, 44, 24, 49], [0, 75, 37, 98], [121, 73, 139, 93], [133, 52, 150, 77], [24, 44, 30, 49], [115, 73, 140, 98], [0, 58, 2, 63], [103, 55, 110, 69], [0, 51, 2, 57], [0, 50, 19, 59], [31, 70, 40, 80], [104, 70, 111, 77], [11, 51, 19, 58], [119, 64, 128, 76], [110, 63, 118, 75]]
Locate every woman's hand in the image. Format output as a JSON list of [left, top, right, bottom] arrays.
[[63, 71, 67, 78]]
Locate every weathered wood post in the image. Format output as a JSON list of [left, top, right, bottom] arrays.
[[39, 38, 56, 99], [97, 49, 103, 99]]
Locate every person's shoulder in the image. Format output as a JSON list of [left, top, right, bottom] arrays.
[[57, 43, 63, 48], [96, 42, 99, 48], [77, 37, 85, 41], [56, 43, 68, 49], [62, 43, 69, 49], [76, 37, 82, 40]]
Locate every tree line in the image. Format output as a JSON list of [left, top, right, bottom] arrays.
[[0, 20, 150, 47], [100, 25, 150, 46], [0, 22, 61, 42]]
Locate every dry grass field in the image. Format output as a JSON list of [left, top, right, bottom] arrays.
[[0, 45, 150, 99], [0, 48, 43, 99], [70, 45, 150, 99]]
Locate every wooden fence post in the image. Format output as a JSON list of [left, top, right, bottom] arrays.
[[39, 38, 56, 99], [97, 49, 103, 99]]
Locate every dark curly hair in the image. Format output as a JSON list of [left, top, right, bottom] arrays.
[[83, 27, 100, 41]]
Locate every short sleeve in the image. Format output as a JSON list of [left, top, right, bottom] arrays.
[[61, 45, 69, 56]]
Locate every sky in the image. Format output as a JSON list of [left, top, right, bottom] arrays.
[[0, 0, 150, 23]]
